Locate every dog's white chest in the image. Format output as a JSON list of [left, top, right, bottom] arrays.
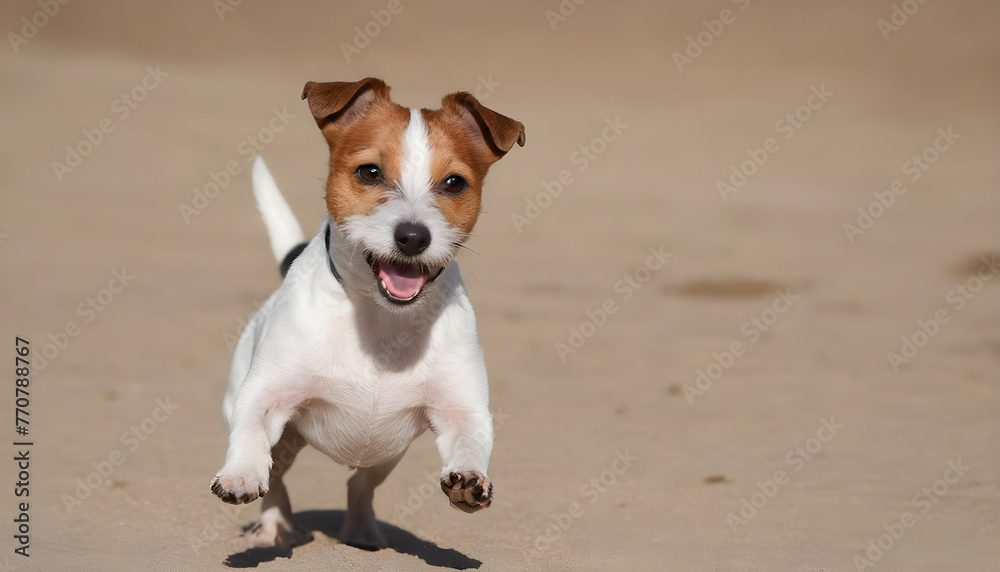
[[292, 377, 429, 468], [223, 236, 487, 472]]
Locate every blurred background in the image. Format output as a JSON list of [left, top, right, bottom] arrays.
[[0, 1, 997, 570]]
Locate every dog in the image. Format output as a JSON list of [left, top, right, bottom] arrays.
[[210, 77, 525, 550]]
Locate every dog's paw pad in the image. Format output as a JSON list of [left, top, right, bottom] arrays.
[[441, 471, 493, 513], [210, 473, 267, 505]]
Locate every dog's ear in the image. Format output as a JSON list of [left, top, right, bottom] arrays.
[[301, 78, 391, 128], [441, 92, 525, 157]]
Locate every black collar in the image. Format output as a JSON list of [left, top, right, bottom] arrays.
[[324, 224, 344, 284]]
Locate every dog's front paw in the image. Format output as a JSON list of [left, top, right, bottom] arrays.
[[441, 471, 493, 513], [210, 468, 268, 505]]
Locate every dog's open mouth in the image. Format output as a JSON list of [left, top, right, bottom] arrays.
[[366, 253, 439, 304]]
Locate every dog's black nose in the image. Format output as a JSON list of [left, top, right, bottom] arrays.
[[394, 222, 431, 256]]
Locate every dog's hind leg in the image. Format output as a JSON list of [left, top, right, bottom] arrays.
[[246, 425, 313, 548], [338, 452, 405, 550]]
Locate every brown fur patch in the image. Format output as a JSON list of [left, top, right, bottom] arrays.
[[313, 84, 522, 237], [421, 108, 500, 236], [321, 101, 410, 225]]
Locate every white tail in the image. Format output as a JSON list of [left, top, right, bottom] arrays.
[[252, 156, 305, 263]]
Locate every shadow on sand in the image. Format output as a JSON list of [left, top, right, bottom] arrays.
[[223, 509, 481, 570]]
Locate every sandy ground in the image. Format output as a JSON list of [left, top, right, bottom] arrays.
[[0, 1, 998, 570]]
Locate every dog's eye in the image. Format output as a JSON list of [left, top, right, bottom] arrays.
[[356, 164, 382, 185], [442, 175, 468, 196]]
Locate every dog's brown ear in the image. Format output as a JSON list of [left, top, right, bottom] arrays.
[[301, 78, 391, 127], [442, 92, 525, 156]]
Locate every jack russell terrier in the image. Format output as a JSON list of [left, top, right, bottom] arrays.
[[210, 77, 525, 550]]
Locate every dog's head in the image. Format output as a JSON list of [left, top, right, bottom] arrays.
[[302, 77, 524, 308]]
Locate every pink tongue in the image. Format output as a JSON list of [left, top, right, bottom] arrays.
[[378, 260, 428, 300]]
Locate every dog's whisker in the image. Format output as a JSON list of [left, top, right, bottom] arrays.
[[454, 243, 486, 260]]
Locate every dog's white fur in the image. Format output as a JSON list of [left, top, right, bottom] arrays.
[[251, 156, 305, 262], [214, 148, 493, 548], [212, 75, 525, 549], [336, 110, 465, 302]]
